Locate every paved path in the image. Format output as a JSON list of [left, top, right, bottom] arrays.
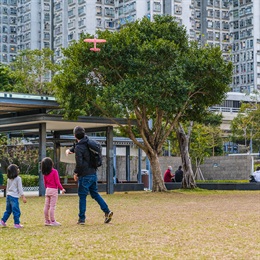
[[0, 190, 77, 198]]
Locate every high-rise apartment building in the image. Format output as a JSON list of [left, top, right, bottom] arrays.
[[0, 0, 259, 93], [53, 0, 163, 63], [1, 0, 18, 63], [0, 0, 53, 63], [229, 0, 260, 93]]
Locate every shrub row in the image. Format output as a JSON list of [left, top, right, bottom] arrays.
[[2, 174, 39, 187]]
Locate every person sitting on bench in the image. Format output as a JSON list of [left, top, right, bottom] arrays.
[[174, 166, 183, 182], [250, 167, 260, 183]]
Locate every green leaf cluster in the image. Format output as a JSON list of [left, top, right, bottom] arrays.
[[9, 48, 58, 95]]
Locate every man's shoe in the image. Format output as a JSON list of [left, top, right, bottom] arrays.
[[0, 220, 6, 227], [77, 219, 85, 225], [104, 211, 113, 224]]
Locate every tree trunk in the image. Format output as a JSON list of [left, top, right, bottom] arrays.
[[147, 153, 167, 192], [176, 122, 197, 189]]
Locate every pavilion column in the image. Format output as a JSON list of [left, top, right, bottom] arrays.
[[126, 146, 130, 181], [106, 126, 114, 194], [39, 123, 46, 196], [138, 148, 142, 183], [53, 132, 60, 174]]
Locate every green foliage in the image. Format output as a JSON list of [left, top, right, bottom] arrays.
[[0, 139, 39, 175], [20, 174, 39, 187], [2, 174, 38, 186], [0, 63, 14, 91], [9, 48, 58, 95], [231, 96, 260, 152]]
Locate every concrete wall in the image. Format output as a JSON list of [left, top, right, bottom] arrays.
[[65, 155, 252, 181], [197, 155, 252, 180], [156, 155, 252, 180]]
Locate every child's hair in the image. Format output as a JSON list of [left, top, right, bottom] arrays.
[[41, 157, 54, 175], [7, 164, 19, 179]]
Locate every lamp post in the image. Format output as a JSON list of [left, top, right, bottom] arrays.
[[168, 140, 171, 157]]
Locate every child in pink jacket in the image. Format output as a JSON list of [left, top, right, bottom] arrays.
[[41, 157, 65, 226]]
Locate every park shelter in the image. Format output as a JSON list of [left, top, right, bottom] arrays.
[[0, 92, 138, 195]]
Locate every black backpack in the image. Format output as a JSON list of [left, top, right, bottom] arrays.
[[87, 139, 102, 169]]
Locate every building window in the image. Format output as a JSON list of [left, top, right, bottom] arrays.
[[96, 6, 102, 15], [44, 32, 50, 40], [10, 45, 16, 52], [68, 21, 75, 28], [78, 19, 85, 27], [105, 19, 114, 28], [96, 18, 102, 27], [174, 5, 182, 15], [68, 33, 74, 41], [105, 0, 114, 4], [68, 9, 74, 17], [44, 13, 50, 21], [154, 2, 161, 12], [207, 21, 213, 28], [78, 6, 85, 15], [55, 2, 61, 11], [208, 9, 213, 17], [105, 7, 114, 17], [44, 3, 50, 11]]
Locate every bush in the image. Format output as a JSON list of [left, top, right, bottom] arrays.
[[2, 174, 39, 187]]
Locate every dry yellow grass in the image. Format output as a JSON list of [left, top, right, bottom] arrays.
[[0, 190, 259, 260]]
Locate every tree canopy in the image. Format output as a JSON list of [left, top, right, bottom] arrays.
[[231, 98, 260, 152], [0, 63, 14, 91], [9, 49, 58, 95], [53, 15, 233, 191]]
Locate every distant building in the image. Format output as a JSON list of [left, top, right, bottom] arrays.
[[0, 0, 259, 93]]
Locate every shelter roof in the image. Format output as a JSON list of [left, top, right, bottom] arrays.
[[0, 92, 134, 135]]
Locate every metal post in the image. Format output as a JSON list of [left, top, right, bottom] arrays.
[[138, 148, 142, 183], [126, 146, 130, 181], [39, 123, 46, 196], [106, 126, 114, 194], [113, 145, 117, 184], [146, 156, 151, 190], [53, 132, 60, 173]]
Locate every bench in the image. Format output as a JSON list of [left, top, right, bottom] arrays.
[[60, 177, 143, 193], [0, 185, 7, 197]]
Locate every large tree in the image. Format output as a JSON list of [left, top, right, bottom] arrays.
[[53, 16, 232, 191]]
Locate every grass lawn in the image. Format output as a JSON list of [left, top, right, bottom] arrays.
[[0, 190, 259, 260]]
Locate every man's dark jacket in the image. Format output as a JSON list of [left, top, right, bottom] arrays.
[[70, 136, 96, 177]]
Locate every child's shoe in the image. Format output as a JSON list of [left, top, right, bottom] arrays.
[[0, 220, 7, 227], [45, 220, 52, 226], [14, 224, 23, 228], [50, 221, 61, 226]]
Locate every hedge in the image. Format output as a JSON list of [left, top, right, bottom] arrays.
[[2, 174, 39, 187]]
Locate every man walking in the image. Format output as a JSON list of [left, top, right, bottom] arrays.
[[66, 126, 113, 224]]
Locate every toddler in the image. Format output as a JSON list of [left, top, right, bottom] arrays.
[[0, 164, 27, 228]]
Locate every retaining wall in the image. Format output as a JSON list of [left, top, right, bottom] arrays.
[[65, 155, 252, 181]]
